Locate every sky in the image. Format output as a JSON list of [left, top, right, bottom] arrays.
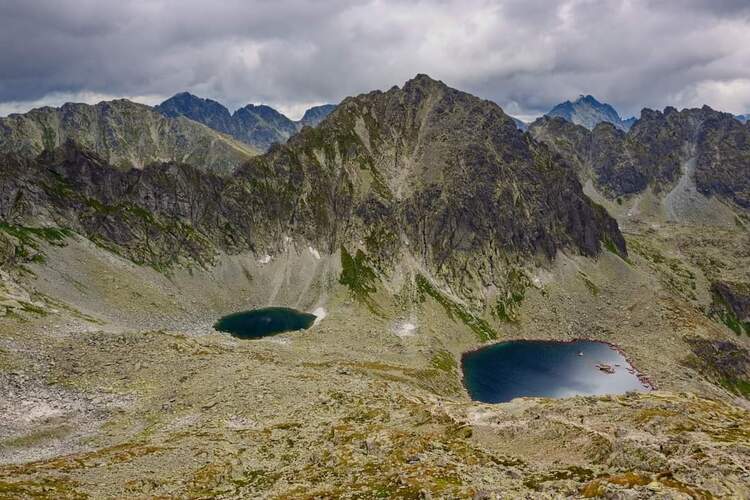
[[1, 0, 750, 121]]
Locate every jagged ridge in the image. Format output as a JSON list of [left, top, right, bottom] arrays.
[[530, 106, 750, 208], [0, 100, 259, 175], [0, 75, 626, 318], [156, 93, 336, 151]]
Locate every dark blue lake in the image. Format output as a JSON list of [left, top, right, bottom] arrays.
[[214, 307, 316, 339], [462, 340, 651, 403]]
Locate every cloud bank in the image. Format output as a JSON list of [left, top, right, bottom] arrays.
[[2, 0, 750, 119]]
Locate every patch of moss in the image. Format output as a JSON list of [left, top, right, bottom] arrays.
[[524, 466, 595, 491], [430, 350, 457, 372], [719, 378, 750, 398], [602, 235, 629, 263], [339, 246, 381, 314], [19, 301, 48, 317], [0, 223, 71, 247], [0, 223, 72, 266], [578, 271, 600, 296], [415, 273, 497, 341], [0, 477, 85, 499], [710, 291, 750, 336], [493, 268, 529, 322]]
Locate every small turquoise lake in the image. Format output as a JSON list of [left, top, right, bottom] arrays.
[[462, 340, 651, 403], [214, 307, 317, 339]]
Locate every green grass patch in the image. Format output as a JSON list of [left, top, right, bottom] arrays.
[[578, 271, 600, 296], [710, 292, 750, 336], [602, 236, 630, 263], [430, 350, 457, 372], [415, 273, 496, 341], [339, 246, 381, 314], [720, 378, 750, 398], [0, 223, 71, 247], [492, 268, 528, 322]]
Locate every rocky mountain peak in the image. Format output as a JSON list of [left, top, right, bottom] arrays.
[[547, 94, 630, 131]]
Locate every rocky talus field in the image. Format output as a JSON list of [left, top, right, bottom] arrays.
[[0, 76, 748, 498]]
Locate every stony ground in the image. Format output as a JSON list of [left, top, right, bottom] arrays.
[[0, 214, 749, 498]]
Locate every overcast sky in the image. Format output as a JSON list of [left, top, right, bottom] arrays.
[[1, 0, 750, 120]]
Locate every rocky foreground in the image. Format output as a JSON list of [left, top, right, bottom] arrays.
[[0, 222, 748, 498]]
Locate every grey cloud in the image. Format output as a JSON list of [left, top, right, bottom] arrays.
[[1, 0, 750, 119]]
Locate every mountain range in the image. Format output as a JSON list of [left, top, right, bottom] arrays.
[[0, 95, 336, 175], [0, 99, 259, 175], [0, 75, 624, 279], [155, 92, 336, 151]]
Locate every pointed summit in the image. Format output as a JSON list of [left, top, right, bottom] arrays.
[[155, 92, 234, 135], [546, 95, 629, 131]]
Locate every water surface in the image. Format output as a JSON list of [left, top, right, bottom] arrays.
[[462, 340, 650, 403], [214, 307, 316, 339]]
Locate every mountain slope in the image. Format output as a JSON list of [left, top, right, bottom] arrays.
[[156, 93, 337, 151], [546, 95, 632, 131], [0, 100, 258, 175]]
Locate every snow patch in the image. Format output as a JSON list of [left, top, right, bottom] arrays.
[[393, 321, 417, 338], [312, 307, 327, 326], [530, 269, 553, 288], [308, 246, 321, 259], [258, 254, 271, 264]]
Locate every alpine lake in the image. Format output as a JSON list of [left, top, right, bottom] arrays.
[[462, 340, 651, 403]]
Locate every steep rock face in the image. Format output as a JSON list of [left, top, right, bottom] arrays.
[[546, 95, 631, 131], [0, 100, 258, 175], [156, 93, 337, 151], [0, 76, 626, 301], [531, 105, 750, 206], [694, 112, 750, 209], [0, 230, 16, 268], [589, 122, 649, 196]]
